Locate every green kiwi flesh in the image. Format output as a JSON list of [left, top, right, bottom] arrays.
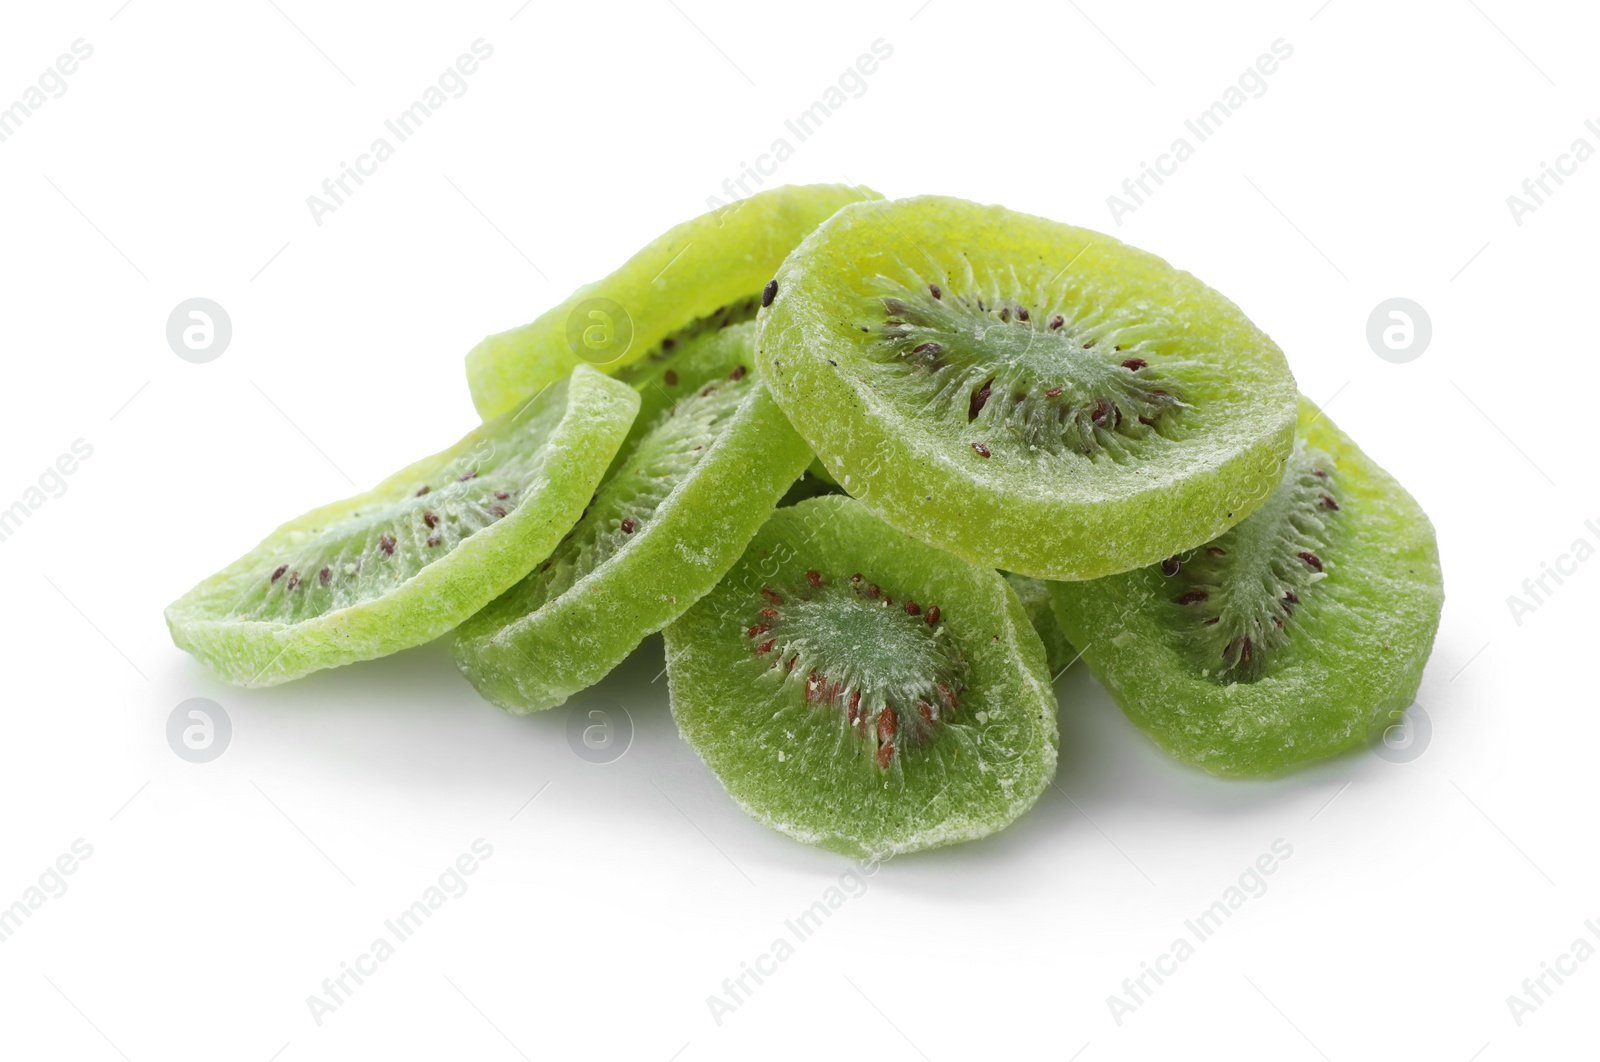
[[467, 183, 880, 420], [165, 366, 639, 687], [1049, 398, 1444, 776], [664, 496, 1058, 859], [452, 323, 811, 712], [757, 195, 1299, 581], [1004, 572, 1077, 676]]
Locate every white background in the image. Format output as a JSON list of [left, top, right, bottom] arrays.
[[0, 1, 1594, 1059]]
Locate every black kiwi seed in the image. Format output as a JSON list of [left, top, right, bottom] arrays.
[[969, 380, 993, 420], [762, 279, 778, 307]]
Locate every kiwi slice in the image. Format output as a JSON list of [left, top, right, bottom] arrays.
[[757, 195, 1299, 581], [166, 366, 638, 687], [1003, 572, 1077, 676], [1049, 398, 1444, 776], [452, 323, 812, 712], [664, 496, 1058, 859], [467, 183, 880, 420]]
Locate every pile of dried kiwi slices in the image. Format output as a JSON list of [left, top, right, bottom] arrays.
[[167, 186, 1443, 860]]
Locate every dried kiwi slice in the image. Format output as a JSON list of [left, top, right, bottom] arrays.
[[166, 366, 638, 687], [664, 496, 1058, 859], [1049, 398, 1444, 777], [452, 323, 811, 712], [758, 195, 1299, 581], [1003, 572, 1077, 676], [467, 183, 879, 420]]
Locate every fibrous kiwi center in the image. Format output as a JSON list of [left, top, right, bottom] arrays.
[[868, 275, 1187, 456], [746, 571, 964, 769], [514, 365, 754, 613], [614, 295, 761, 387], [1168, 444, 1341, 681], [234, 391, 572, 625]]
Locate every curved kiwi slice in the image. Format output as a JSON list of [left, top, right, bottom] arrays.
[[1003, 572, 1077, 676], [467, 183, 880, 420], [757, 195, 1299, 581], [452, 323, 812, 712], [1049, 398, 1444, 776], [166, 366, 638, 687], [664, 495, 1058, 859]]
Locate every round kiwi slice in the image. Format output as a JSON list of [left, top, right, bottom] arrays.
[[452, 323, 812, 712], [757, 195, 1299, 581], [165, 366, 639, 688], [1048, 397, 1444, 777], [467, 183, 880, 420], [1003, 572, 1077, 677], [664, 495, 1058, 859]]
